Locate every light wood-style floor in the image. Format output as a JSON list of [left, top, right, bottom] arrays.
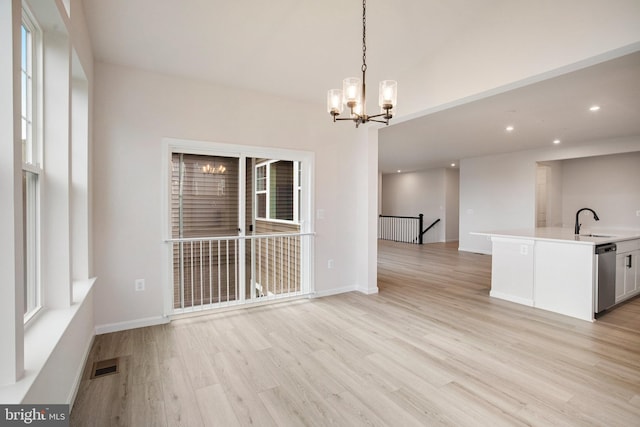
[[71, 241, 640, 426]]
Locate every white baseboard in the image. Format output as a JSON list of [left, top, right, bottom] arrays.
[[458, 246, 492, 255], [313, 284, 379, 298], [356, 286, 379, 295], [312, 285, 358, 298], [95, 315, 170, 335], [490, 290, 534, 307]]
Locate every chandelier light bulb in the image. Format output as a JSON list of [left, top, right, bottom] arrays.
[[343, 77, 362, 108], [327, 89, 344, 115], [384, 88, 393, 101], [352, 102, 363, 117], [379, 80, 397, 110]]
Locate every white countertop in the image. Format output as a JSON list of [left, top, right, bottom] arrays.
[[472, 227, 640, 245]]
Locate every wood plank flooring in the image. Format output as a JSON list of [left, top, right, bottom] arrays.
[[71, 241, 640, 426]]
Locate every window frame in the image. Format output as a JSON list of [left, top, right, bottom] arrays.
[[21, 5, 43, 323], [255, 163, 267, 219], [255, 159, 300, 224]]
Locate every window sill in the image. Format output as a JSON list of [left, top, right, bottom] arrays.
[[23, 304, 44, 329], [0, 278, 96, 403]]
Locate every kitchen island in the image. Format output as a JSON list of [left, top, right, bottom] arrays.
[[473, 227, 640, 321]]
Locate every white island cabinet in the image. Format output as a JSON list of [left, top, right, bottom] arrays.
[[616, 239, 640, 303], [473, 228, 640, 322]]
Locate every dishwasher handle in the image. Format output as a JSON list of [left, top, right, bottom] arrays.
[[595, 243, 616, 255]]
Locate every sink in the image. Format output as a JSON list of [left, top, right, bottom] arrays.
[[580, 234, 615, 238]]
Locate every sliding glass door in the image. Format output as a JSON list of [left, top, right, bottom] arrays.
[[166, 144, 313, 315]]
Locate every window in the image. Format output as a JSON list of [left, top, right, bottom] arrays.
[[256, 164, 267, 218], [22, 9, 42, 321], [255, 160, 300, 223], [21, 22, 32, 162]]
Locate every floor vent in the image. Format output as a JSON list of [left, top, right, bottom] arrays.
[[90, 357, 120, 379]]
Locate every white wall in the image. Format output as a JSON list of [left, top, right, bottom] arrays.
[[460, 138, 640, 254], [444, 168, 460, 241], [92, 62, 368, 329], [381, 168, 460, 243], [0, 0, 24, 386], [561, 152, 640, 231], [536, 161, 564, 227]]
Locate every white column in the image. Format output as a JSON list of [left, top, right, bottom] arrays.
[[365, 127, 379, 293], [0, 0, 25, 385], [42, 30, 72, 308], [354, 127, 379, 294]]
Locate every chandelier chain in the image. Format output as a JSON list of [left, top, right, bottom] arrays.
[[361, 0, 367, 73]]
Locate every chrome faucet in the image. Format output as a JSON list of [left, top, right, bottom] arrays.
[[575, 208, 600, 235]]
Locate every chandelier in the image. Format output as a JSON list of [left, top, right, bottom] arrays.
[[327, 0, 397, 128], [202, 163, 226, 174]]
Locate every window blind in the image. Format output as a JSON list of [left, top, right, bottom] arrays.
[[171, 153, 239, 238]]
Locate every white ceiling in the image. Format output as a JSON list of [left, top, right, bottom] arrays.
[[379, 51, 640, 173], [82, 0, 500, 104], [81, 0, 640, 174]]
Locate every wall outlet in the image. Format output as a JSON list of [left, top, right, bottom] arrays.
[[327, 259, 334, 269], [135, 279, 145, 291]]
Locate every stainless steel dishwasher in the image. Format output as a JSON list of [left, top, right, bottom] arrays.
[[595, 243, 617, 313]]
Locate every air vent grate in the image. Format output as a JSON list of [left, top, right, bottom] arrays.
[[90, 357, 120, 379]]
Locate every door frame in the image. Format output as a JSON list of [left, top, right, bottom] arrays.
[[161, 137, 315, 316]]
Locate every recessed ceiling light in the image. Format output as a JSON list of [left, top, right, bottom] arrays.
[[553, 139, 561, 144], [505, 126, 514, 132], [451, 163, 456, 167], [589, 105, 601, 112], [397, 169, 401, 173]]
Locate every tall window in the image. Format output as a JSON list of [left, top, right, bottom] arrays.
[[255, 160, 300, 223], [22, 9, 41, 321]]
